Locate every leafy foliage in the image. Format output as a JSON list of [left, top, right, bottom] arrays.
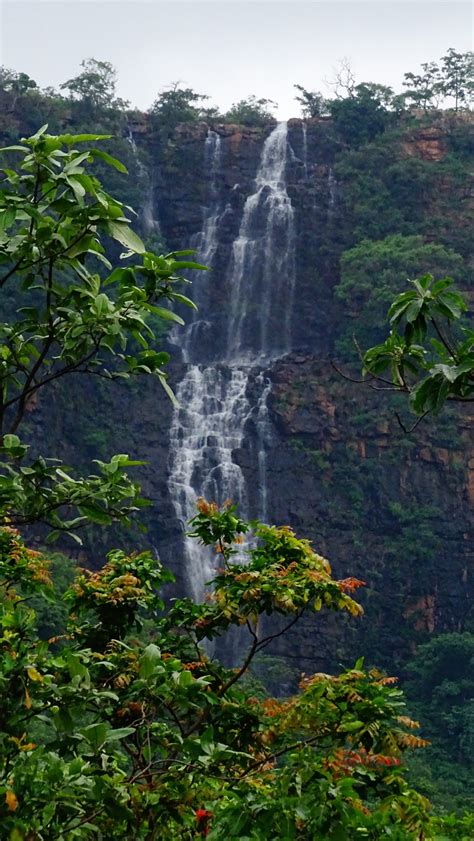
[[405, 633, 474, 765], [336, 234, 465, 353], [401, 635, 474, 815], [0, 68, 37, 97], [0, 513, 436, 839], [60, 59, 128, 111], [0, 128, 204, 538], [328, 83, 396, 147], [363, 275, 473, 416], [149, 84, 210, 132], [224, 96, 277, 127], [293, 85, 329, 118], [403, 49, 474, 112]]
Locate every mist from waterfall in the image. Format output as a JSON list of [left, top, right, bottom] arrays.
[[168, 123, 295, 600]]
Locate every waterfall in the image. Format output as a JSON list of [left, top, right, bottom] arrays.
[[168, 123, 295, 600], [188, 130, 222, 280], [197, 131, 222, 268], [168, 366, 250, 600], [302, 122, 308, 181], [127, 130, 161, 237], [183, 131, 222, 364], [328, 166, 337, 216], [254, 372, 273, 524], [168, 129, 248, 599], [227, 122, 296, 360]]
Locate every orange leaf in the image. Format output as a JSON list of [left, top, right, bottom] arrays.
[[5, 790, 18, 811], [26, 666, 43, 683]]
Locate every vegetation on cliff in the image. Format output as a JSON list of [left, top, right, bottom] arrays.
[[360, 276, 474, 814], [363, 275, 473, 420]]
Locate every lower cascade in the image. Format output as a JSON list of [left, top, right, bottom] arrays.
[[168, 365, 252, 600], [167, 122, 296, 599]]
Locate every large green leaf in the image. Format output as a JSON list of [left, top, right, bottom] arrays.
[[107, 221, 145, 253], [91, 149, 128, 173]]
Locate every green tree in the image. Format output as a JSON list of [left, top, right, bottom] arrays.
[[224, 96, 277, 126], [403, 62, 442, 111], [0, 68, 39, 118], [438, 48, 474, 111], [336, 234, 466, 353], [293, 85, 329, 118], [402, 50, 474, 112], [149, 83, 209, 130], [329, 83, 394, 146], [60, 59, 127, 111], [0, 67, 37, 97], [0, 507, 433, 839], [363, 274, 473, 420], [405, 634, 474, 764], [0, 126, 204, 539]]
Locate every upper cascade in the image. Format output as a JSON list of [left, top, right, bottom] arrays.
[[182, 129, 223, 364], [195, 129, 222, 269], [226, 121, 296, 362], [127, 130, 162, 237]]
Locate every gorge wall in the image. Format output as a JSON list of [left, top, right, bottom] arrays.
[[29, 112, 473, 672], [129, 115, 473, 670]]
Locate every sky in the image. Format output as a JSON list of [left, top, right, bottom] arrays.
[[0, 0, 472, 118]]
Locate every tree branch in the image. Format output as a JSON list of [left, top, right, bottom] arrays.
[[431, 317, 458, 360], [254, 610, 304, 654], [394, 411, 430, 434]]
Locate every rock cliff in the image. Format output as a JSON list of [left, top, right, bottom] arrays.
[[33, 113, 474, 670], [148, 115, 473, 668]]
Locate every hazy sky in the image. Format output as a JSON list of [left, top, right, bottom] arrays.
[[0, 0, 472, 117]]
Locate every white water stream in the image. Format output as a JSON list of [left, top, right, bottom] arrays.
[[168, 123, 295, 600], [127, 131, 161, 237]]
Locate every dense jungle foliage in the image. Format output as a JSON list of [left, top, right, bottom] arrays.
[[0, 49, 472, 835]]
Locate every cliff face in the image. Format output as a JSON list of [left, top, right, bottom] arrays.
[[149, 119, 342, 358], [264, 355, 473, 668], [124, 115, 473, 668], [34, 113, 473, 670]]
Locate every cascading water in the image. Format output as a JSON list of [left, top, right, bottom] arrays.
[[168, 366, 251, 600], [227, 121, 296, 360], [168, 129, 246, 600], [253, 371, 273, 524], [168, 123, 295, 600], [127, 130, 161, 237], [302, 122, 308, 181], [182, 131, 223, 363], [195, 130, 222, 269], [328, 166, 337, 216]]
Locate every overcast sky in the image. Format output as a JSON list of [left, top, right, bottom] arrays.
[[0, 0, 472, 117]]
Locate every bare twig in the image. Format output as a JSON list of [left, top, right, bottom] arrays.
[[394, 411, 430, 434]]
